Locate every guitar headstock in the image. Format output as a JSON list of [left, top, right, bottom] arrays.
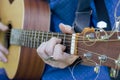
[[76, 28, 120, 70]]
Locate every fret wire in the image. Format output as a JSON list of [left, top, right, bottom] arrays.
[[63, 34, 66, 45], [41, 32, 44, 43], [19, 30, 23, 46], [25, 30, 27, 47], [29, 30, 31, 48], [35, 32, 38, 48], [51, 32, 53, 37], [37, 31, 40, 47], [31, 30, 34, 48], [21, 30, 23, 46], [27, 30, 31, 47], [46, 32, 48, 41], [19, 30, 21, 45], [33, 31, 37, 48], [30, 31, 33, 48], [23, 30, 25, 46], [24, 30, 27, 46], [37, 31, 41, 47], [57, 33, 59, 38], [25, 30, 28, 47], [24, 30, 26, 46], [27, 30, 29, 47], [28, 30, 30, 47], [39, 31, 42, 46], [20, 30, 23, 45], [22, 30, 24, 46]]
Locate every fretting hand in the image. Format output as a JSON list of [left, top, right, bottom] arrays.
[[37, 23, 78, 68]]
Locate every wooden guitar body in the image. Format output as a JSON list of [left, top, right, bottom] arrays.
[[0, 0, 50, 79]]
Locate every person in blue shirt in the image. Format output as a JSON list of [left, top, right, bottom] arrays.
[[37, 0, 120, 80], [0, 0, 120, 80]]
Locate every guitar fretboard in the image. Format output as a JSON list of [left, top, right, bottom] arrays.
[[10, 29, 72, 49]]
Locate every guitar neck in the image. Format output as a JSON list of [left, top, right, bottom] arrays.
[[10, 28, 120, 69], [10, 29, 72, 49]]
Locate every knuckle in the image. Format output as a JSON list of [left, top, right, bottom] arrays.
[[51, 37, 57, 41], [45, 42, 53, 54], [50, 37, 61, 43], [53, 54, 62, 60], [37, 42, 46, 53], [54, 44, 64, 51], [45, 48, 52, 54], [50, 37, 57, 43], [55, 44, 62, 48]]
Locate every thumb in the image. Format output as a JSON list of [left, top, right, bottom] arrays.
[[59, 23, 74, 34]]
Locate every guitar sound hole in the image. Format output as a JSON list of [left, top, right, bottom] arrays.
[[5, 23, 12, 49], [9, 0, 14, 4]]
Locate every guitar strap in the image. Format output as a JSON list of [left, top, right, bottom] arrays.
[[74, 0, 111, 32], [73, 0, 91, 32], [94, 0, 111, 30]]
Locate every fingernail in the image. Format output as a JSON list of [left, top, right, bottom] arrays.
[[60, 23, 64, 25]]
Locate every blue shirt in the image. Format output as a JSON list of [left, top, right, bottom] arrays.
[[0, 0, 120, 80], [42, 0, 120, 80]]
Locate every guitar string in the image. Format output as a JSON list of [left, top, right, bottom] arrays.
[[68, 55, 100, 80], [5, 30, 120, 41], [5, 29, 117, 65], [65, 46, 116, 62], [4, 33, 120, 42], [4, 26, 120, 40], [5, 30, 120, 62], [111, 0, 120, 78], [5, 26, 120, 41], [5, 28, 119, 62], [15, 37, 118, 63]]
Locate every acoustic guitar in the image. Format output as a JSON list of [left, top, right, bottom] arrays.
[[0, 0, 120, 80], [0, 0, 50, 79]]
